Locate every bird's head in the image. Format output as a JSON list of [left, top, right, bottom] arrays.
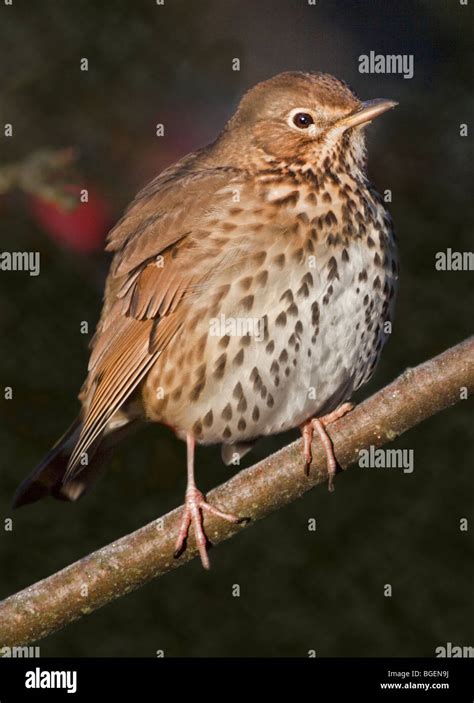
[[225, 71, 397, 177]]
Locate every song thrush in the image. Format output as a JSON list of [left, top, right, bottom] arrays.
[[13, 72, 398, 569]]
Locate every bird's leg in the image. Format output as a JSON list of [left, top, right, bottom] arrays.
[[300, 402, 354, 492], [174, 433, 242, 569]]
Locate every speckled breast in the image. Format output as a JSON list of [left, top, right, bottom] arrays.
[[143, 172, 398, 447]]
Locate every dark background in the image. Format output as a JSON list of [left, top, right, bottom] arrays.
[[0, 0, 472, 656]]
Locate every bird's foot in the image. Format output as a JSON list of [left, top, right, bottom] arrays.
[[300, 402, 354, 492], [174, 486, 242, 569]]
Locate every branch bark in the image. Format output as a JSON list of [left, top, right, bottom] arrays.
[[1, 337, 473, 646]]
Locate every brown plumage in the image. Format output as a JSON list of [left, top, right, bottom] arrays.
[[13, 72, 398, 568]]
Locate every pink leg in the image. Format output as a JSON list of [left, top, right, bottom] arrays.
[[174, 434, 242, 569], [300, 402, 354, 492]]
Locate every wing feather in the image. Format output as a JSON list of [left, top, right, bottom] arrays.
[[68, 159, 243, 482]]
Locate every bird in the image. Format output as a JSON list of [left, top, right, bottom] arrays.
[[13, 71, 398, 569]]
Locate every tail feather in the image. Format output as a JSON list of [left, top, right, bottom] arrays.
[[12, 418, 107, 508]]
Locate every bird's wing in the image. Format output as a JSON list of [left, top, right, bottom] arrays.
[[65, 161, 244, 480]]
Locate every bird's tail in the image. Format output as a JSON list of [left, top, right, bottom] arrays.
[[12, 418, 111, 508]]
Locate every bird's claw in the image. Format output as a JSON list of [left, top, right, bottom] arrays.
[[174, 486, 242, 569]]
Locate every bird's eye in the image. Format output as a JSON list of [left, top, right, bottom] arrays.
[[292, 112, 314, 129]]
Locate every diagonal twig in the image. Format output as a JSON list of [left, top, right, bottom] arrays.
[[0, 336, 472, 646]]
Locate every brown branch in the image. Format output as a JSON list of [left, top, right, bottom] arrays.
[[0, 148, 79, 207], [0, 337, 473, 646]]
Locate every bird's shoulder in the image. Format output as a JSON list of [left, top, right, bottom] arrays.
[[106, 149, 247, 277]]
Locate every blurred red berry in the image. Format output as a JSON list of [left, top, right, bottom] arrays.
[[29, 185, 113, 253]]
